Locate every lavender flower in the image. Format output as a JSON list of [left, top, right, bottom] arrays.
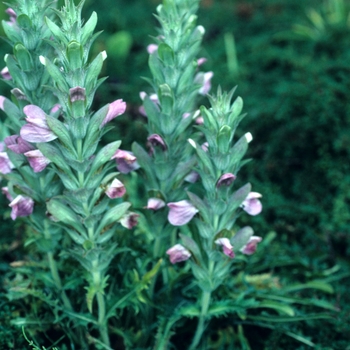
[[9, 195, 34, 220], [167, 200, 199, 226], [147, 44, 158, 54], [5, 8, 17, 23], [146, 198, 166, 210], [197, 57, 207, 66], [241, 192, 262, 216], [101, 99, 126, 127], [120, 212, 139, 229], [1, 66, 11, 80], [240, 236, 262, 255], [147, 134, 167, 151], [215, 238, 235, 259], [0, 152, 15, 174], [217, 173, 236, 188], [69, 86, 86, 102], [24, 150, 51, 173], [20, 105, 57, 143], [184, 171, 200, 183], [112, 149, 140, 174], [105, 178, 126, 199], [166, 244, 191, 264], [195, 71, 214, 95], [2, 187, 12, 201], [5, 135, 34, 154]]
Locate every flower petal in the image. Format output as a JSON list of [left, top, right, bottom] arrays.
[[167, 200, 198, 226], [20, 123, 57, 143], [146, 198, 166, 210], [215, 238, 235, 258], [9, 195, 34, 220], [105, 178, 126, 198], [101, 99, 126, 126], [240, 236, 262, 255], [0, 152, 15, 174], [166, 244, 191, 264], [24, 149, 51, 172], [23, 105, 48, 128]]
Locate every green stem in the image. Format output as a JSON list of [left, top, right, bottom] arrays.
[[43, 220, 73, 311], [189, 260, 215, 349], [189, 290, 212, 350], [97, 292, 110, 347]]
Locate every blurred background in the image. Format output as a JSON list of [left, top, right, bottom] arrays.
[[0, 0, 350, 348]]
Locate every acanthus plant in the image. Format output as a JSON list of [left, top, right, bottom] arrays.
[[0, 0, 335, 349]]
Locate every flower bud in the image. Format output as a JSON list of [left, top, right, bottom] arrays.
[[166, 244, 191, 264], [215, 238, 235, 259]]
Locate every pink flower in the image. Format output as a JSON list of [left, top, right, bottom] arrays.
[[20, 105, 57, 143], [4, 135, 34, 154], [69, 86, 86, 102], [197, 57, 207, 66], [146, 198, 166, 210], [112, 149, 140, 174], [147, 134, 167, 151], [0, 96, 6, 110], [0, 152, 15, 174], [101, 99, 126, 127], [167, 200, 198, 226], [147, 44, 158, 54], [184, 171, 200, 183], [166, 244, 191, 264], [217, 173, 236, 188], [194, 71, 214, 95], [240, 236, 262, 255], [11, 88, 27, 100], [24, 149, 51, 173], [9, 195, 34, 220], [2, 187, 13, 201], [5, 8, 17, 23], [50, 104, 61, 114], [1, 66, 11, 80], [105, 178, 126, 199], [215, 238, 235, 259], [120, 212, 139, 229], [242, 192, 263, 216]]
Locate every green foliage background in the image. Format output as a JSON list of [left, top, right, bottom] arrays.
[[0, 0, 350, 348]]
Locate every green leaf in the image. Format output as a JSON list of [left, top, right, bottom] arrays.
[[46, 115, 75, 152], [81, 11, 98, 45], [228, 96, 244, 126], [132, 142, 158, 188], [45, 16, 68, 44], [187, 191, 211, 223], [180, 234, 201, 259], [231, 226, 254, 250], [282, 280, 334, 294], [88, 140, 121, 177], [47, 199, 85, 234], [247, 313, 332, 323], [249, 301, 295, 316], [229, 134, 249, 170], [42, 57, 68, 91], [157, 43, 175, 65], [217, 125, 232, 154], [96, 202, 131, 233]]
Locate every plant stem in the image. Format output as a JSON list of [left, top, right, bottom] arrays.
[[189, 260, 215, 349], [43, 220, 73, 311], [189, 290, 212, 350], [97, 291, 110, 347]]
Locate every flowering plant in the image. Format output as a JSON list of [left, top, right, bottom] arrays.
[[0, 0, 336, 349]]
